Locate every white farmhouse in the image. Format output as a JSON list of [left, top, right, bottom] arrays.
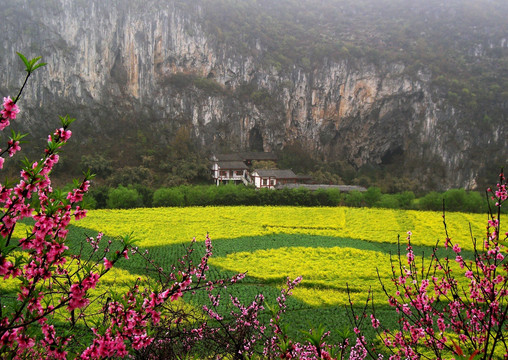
[[250, 169, 308, 189], [211, 152, 277, 185], [211, 154, 250, 185], [211, 152, 312, 188]]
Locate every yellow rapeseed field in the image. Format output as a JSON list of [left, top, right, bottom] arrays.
[[209, 246, 395, 306], [2, 207, 485, 309], [69, 206, 487, 308], [75, 206, 486, 251]]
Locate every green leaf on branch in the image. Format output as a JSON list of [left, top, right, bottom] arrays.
[[13, 254, 25, 269], [1, 177, 14, 189], [59, 115, 76, 127], [336, 326, 353, 342], [9, 130, 28, 143], [16, 52, 30, 69], [122, 232, 138, 247], [276, 335, 290, 353], [47, 139, 65, 152], [82, 169, 96, 181], [83, 263, 93, 275], [264, 300, 278, 318], [50, 189, 67, 203], [301, 323, 327, 349], [20, 157, 34, 169], [16, 52, 46, 74], [1, 245, 18, 257]]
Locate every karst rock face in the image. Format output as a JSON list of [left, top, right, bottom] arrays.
[[0, 0, 506, 189]]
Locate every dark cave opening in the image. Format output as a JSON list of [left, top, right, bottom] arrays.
[[381, 146, 404, 165], [249, 127, 264, 152]]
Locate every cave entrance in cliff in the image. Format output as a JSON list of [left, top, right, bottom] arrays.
[[249, 128, 264, 152], [381, 146, 404, 165]]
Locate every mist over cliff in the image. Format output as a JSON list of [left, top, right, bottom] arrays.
[[0, 0, 506, 190]]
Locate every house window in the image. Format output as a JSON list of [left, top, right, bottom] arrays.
[[270, 179, 275, 186], [262, 179, 268, 186], [220, 170, 228, 177]]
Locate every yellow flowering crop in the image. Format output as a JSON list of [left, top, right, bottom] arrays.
[[11, 222, 31, 240], [75, 207, 486, 251], [68, 206, 489, 308], [209, 246, 394, 306], [75, 207, 273, 246]]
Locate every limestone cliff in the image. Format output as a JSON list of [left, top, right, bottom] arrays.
[[0, 0, 506, 189]]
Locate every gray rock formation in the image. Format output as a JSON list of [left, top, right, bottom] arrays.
[[0, 0, 505, 189]]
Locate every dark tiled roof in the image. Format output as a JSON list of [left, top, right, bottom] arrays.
[[212, 152, 278, 162], [240, 152, 278, 161], [218, 161, 249, 169], [295, 174, 313, 180], [214, 153, 243, 161], [275, 184, 367, 192], [253, 169, 297, 178]]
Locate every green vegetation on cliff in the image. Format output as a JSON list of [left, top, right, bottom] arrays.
[[182, 0, 508, 121]]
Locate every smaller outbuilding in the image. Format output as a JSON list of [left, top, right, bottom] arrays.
[[250, 169, 312, 189], [274, 183, 367, 192]]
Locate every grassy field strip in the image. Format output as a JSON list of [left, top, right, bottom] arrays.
[[74, 207, 487, 251]]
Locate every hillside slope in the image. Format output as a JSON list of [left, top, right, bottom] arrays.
[[0, 0, 506, 189]]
